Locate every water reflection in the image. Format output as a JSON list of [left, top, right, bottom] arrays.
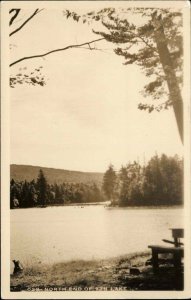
[[11, 205, 183, 266]]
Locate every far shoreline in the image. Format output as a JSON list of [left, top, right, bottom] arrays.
[[10, 203, 184, 210]]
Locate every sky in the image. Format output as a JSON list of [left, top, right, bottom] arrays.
[[9, 4, 183, 172]]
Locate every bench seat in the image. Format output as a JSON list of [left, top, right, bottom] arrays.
[[148, 245, 184, 254], [148, 245, 184, 272]]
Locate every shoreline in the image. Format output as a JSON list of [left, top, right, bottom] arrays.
[[11, 203, 183, 209], [10, 251, 183, 291]]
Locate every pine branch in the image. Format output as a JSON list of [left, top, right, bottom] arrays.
[[117, 28, 158, 54], [93, 26, 158, 54], [10, 9, 44, 37], [136, 34, 158, 54], [10, 38, 105, 67]]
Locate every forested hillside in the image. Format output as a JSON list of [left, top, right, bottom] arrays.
[[10, 164, 103, 185], [10, 154, 183, 209]]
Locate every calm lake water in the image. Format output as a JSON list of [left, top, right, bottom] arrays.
[[11, 205, 183, 268]]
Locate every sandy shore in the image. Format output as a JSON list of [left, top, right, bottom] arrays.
[[10, 251, 183, 291]]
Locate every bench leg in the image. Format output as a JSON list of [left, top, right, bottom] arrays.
[[173, 252, 182, 271], [152, 250, 158, 273]]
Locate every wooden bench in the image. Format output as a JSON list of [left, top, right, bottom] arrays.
[[148, 228, 184, 273]]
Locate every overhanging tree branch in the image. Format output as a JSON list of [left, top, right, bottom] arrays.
[[10, 9, 44, 37], [93, 27, 158, 55], [9, 37, 105, 67]]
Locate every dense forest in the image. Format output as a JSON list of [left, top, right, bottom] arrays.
[[10, 169, 105, 209], [10, 154, 183, 209], [102, 154, 183, 206]]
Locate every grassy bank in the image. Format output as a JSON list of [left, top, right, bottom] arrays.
[[10, 251, 183, 292]]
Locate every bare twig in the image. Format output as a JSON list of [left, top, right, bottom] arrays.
[[120, 28, 158, 54], [79, 47, 112, 54], [10, 9, 44, 37], [136, 35, 158, 54], [10, 38, 105, 67]]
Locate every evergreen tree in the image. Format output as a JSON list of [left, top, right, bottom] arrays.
[[119, 166, 129, 205], [91, 183, 104, 202], [36, 169, 48, 206], [65, 8, 183, 143], [119, 162, 143, 206], [20, 180, 29, 207], [159, 154, 183, 204], [28, 180, 37, 207], [143, 154, 183, 205], [102, 164, 117, 203], [10, 179, 19, 208], [143, 155, 163, 204]]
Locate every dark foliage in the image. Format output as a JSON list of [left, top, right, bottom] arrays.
[[10, 66, 46, 88], [102, 164, 118, 203], [10, 170, 105, 209], [103, 154, 183, 206]]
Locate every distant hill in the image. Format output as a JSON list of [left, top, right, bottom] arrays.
[[10, 164, 104, 186]]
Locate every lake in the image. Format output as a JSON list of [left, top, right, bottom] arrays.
[[11, 205, 183, 268]]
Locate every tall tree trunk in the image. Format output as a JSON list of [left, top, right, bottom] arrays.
[[152, 13, 183, 144]]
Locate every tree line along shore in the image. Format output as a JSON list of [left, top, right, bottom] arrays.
[[10, 154, 183, 209]]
